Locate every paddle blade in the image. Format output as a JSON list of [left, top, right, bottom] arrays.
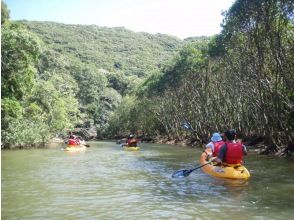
[[182, 121, 192, 130], [172, 169, 193, 178]]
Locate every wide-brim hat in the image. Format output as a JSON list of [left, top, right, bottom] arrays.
[[211, 132, 222, 142]]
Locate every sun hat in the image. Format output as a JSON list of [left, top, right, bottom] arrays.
[[211, 132, 222, 142]]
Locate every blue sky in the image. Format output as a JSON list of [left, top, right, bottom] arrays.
[[5, 0, 235, 39]]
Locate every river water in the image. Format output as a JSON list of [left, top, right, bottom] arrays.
[[2, 141, 294, 220]]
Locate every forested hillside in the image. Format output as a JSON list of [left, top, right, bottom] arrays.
[[22, 21, 182, 78], [21, 21, 187, 138], [2, 0, 293, 158], [2, 5, 195, 147]]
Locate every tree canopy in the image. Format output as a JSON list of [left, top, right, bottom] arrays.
[[2, 0, 293, 155]]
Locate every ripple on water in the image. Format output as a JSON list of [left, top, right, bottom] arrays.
[[2, 142, 294, 220]]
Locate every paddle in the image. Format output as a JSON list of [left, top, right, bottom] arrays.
[[182, 120, 196, 132], [172, 162, 211, 178]]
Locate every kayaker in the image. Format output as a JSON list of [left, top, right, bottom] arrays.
[[68, 135, 77, 147], [76, 136, 86, 146], [213, 129, 247, 165], [205, 132, 225, 158], [126, 134, 138, 147]]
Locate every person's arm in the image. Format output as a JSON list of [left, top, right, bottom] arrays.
[[206, 142, 214, 150], [205, 142, 214, 156]]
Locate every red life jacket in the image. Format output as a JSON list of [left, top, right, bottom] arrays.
[[68, 138, 77, 146], [213, 140, 225, 157], [224, 141, 243, 164], [127, 138, 137, 146]]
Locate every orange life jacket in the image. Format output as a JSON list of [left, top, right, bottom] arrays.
[[212, 140, 225, 157], [224, 142, 243, 164]]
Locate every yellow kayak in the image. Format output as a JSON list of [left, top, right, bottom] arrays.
[[199, 152, 250, 180], [64, 145, 87, 152], [123, 146, 140, 151]]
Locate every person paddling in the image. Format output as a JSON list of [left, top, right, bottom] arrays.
[[68, 135, 77, 147], [205, 132, 225, 159], [126, 134, 138, 147], [213, 129, 247, 165]]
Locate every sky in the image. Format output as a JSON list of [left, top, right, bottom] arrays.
[[5, 0, 235, 39]]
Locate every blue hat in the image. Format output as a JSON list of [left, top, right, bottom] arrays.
[[211, 133, 222, 142]]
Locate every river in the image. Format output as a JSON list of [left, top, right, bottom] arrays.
[[2, 141, 294, 220]]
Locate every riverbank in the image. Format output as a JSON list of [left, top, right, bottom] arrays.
[[3, 135, 293, 160], [1, 137, 64, 150]]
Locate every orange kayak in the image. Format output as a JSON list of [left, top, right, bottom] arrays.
[[199, 152, 250, 180]]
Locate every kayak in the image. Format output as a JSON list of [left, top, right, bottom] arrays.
[[123, 146, 140, 151], [64, 145, 87, 152], [199, 152, 250, 180]]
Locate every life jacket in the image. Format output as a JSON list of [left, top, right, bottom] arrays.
[[68, 138, 77, 146], [224, 141, 243, 164], [127, 138, 137, 147], [212, 140, 225, 157]]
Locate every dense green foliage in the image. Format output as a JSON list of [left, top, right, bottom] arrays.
[[2, 0, 293, 155], [1, 10, 185, 146], [1, 21, 80, 146], [21, 21, 184, 140], [1, 0, 9, 24], [108, 0, 294, 155], [22, 21, 182, 78]]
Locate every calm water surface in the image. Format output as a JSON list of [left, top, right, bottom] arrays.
[[2, 142, 294, 220]]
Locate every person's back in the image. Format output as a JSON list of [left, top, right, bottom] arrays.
[[223, 140, 243, 164], [127, 134, 137, 147], [128, 138, 137, 147], [214, 130, 246, 165], [68, 136, 77, 146]]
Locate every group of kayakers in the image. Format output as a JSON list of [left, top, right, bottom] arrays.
[[66, 135, 86, 147], [205, 129, 247, 165], [66, 133, 139, 149], [65, 129, 246, 166], [120, 130, 247, 163]]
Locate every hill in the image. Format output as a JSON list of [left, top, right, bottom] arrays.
[[21, 21, 183, 79], [13, 21, 191, 139]]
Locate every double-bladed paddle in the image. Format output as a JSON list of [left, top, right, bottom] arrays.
[[172, 162, 211, 178]]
